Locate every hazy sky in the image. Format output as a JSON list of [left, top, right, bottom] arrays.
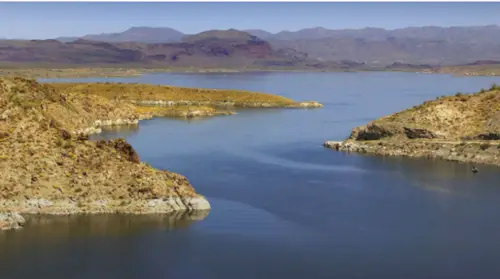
[[2, 2, 500, 39]]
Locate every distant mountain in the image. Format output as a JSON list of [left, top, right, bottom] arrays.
[[1, 30, 343, 70], [270, 36, 500, 65], [19, 24, 500, 66], [264, 25, 500, 64], [56, 27, 185, 43], [243, 29, 274, 40], [262, 25, 500, 42], [183, 29, 258, 43], [55, 37, 79, 43]]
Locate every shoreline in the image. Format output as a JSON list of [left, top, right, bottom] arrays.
[[324, 140, 500, 167], [2, 66, 496, 79]]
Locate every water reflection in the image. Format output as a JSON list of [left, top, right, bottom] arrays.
[[0, 211, 209, 244], [352, 153, 500, 197]]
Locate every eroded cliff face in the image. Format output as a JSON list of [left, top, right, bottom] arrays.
[[325, 86, 500, 165], [0, 77, 210, 230]]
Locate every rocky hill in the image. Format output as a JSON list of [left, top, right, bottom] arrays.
[[325, 84, 500, 166], [0, 77, 211, 224], [0, 77, 323, 230]]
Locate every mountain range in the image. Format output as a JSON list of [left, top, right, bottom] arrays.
[[1, 25, 500, 68], [0, 29, 365, 70], [47, 25, 500, 65]]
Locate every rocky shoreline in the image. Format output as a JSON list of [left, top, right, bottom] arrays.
[[324, 140, 500, 166], [0, 213, 25, 231], [324, 85, 500, 166], [0, 197, 210, 215], [132, 99, 323, 108]]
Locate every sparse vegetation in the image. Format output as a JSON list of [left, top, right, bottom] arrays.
[[330, 85, 500, 166], [49, 82, 297, 106], [480, 143, 491, 150], [370, 86, 500, 139]]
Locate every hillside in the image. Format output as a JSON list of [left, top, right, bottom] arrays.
[[325, 84, 500, 166], [0, 77, 212, 222]]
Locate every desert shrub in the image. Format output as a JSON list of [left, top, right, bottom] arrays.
[[55, 138, 64, 147], [63, 140, 74, 149], [480, 143, 490, 151]]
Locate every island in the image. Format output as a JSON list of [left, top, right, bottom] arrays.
[[0, 77, 322, 230], [324, 84, 500, 166]]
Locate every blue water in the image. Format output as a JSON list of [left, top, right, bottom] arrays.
[[3, 72, 500, 279]]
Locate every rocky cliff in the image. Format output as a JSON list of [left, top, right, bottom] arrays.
[[324, 84, 500, 166]]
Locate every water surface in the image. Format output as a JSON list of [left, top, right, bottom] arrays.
[[3, 72, 500, 279]]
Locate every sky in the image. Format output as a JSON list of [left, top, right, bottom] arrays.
[[1, 2, 500, 39]]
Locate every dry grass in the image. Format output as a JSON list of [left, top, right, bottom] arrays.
[[48, 82, 296, 106], [376, 85, 500, 139]]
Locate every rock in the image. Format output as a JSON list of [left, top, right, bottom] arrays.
[[60, 129, 72, 140], [403, 127, 440, 139], [349, 123, 399, 140], [474, 132, 500, 140], [0, 212, 25, 230], [296, 101, 324, 108], [111, 138, 140, 163], [323, 141, 366, 152], [323, 141, 342, 150]]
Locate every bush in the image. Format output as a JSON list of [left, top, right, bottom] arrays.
[[55, 138, 64, 147], [489, 83, 500, 91], [480, 143, 490, 151]]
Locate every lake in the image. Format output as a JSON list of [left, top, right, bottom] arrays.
[[2, 72, 500, 279]]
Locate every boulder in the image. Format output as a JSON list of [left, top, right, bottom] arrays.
[[0, 212, 25, 230], [349, 123, 399, 140]]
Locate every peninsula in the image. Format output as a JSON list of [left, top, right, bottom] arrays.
[[324, 84, 500, 166], [0, 77, 322, 230]]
